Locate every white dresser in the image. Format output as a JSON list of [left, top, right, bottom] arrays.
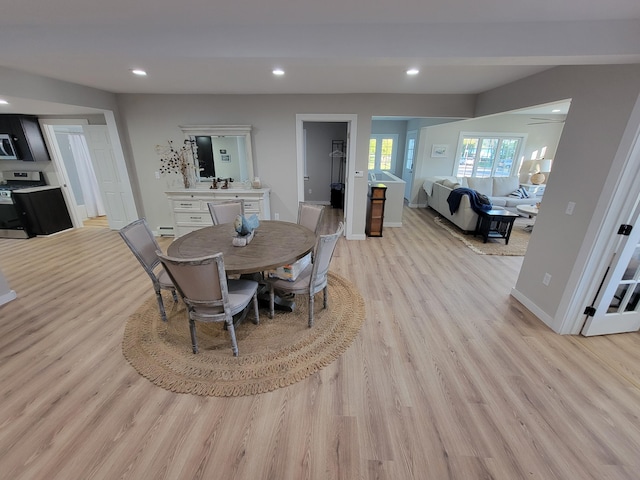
[[165, 187, 271, 237]]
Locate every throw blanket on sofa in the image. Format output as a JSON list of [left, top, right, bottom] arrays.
[[447, 188, 493, 214]]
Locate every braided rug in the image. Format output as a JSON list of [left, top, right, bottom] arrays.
[[122, 273, 365, 397]]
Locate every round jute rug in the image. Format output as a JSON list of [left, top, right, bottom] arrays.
[[122, 273, 365, 397]]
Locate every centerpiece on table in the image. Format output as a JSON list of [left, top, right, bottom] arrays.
[[156, 139, 198, 189], [232, 214, 259, 246]]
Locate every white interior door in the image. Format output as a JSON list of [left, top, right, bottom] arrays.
[[82, 125, 137, 230], [582, 194, 640, 336], [39, 121, 87, 229], [402, 130, 417, 200]]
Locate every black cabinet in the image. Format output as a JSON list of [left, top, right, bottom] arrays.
[[12, 187, 73, 236], [0, 115, 51, 162]]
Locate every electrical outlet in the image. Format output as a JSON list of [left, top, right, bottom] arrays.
[[565, 201, 576, 215], [274, 213, 279, 220], [155, 171, 160, 179], [308, 189, 312, 194], [543, 273, 552, 286]]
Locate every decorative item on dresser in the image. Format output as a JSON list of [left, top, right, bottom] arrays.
[[156, 139, 198, 189], [165, 187, 271, 237]]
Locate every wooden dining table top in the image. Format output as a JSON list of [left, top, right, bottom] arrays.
[[166, 220, 317, 275]]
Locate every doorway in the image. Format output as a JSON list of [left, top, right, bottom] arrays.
[[40, 117, 138, 230], [296, 114, 357, 239], [53, 126, 106, 223]]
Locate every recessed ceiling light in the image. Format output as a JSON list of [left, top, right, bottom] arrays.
[[406, 68, 420, 75], [272, 68, 285, 76], [551, 109, 561, 113], [131, 69, 147, 76], [0, 99, 8, 105]]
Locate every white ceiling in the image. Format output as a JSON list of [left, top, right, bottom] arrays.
[[0, 0, 639, 114]]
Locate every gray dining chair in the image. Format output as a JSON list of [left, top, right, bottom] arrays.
[[156, 251, 259, 355], [119, 218, 178, 322], [267, 222, 344, 326], [297, 202, 325, 235], [208, 200, 244, 225]]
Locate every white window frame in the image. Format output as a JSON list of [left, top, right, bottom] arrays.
[[454, 132, 527, 178], [369, 134, 398, 172]]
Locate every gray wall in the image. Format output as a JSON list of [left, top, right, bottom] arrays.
[[115, 93, 476, 234], [476, 64, 640, 332]]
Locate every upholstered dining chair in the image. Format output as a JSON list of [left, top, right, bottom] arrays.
[[297, 202, 325, 235], [268, 222, 344, 326], [119, 218, 178, 322], [208, 200, 244, 225], [156, 251, 259, 356]]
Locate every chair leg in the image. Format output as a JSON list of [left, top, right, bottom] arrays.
[[227, 319, 239, 356], [308, 293, 315, 328], [155, 289, 168, 322], [323, 286, 328, 309], [171, 289, 179, 302], [269, 285, 275, 319], [252, 292, 260, 325], [189, 317, 198, 354]]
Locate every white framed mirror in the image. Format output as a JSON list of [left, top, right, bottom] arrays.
[[179, 125, 254, 183]]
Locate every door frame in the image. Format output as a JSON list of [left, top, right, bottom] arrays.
[[560, 94, 640, 334], [40, 114, 138, 230], [39, 118, 90, 228], [296, 114, 357, 239]]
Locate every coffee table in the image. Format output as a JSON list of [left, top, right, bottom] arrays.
[[474, 209, 519, 244], [516, 204, 539, 232]]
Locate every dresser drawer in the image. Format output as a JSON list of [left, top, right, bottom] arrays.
[[174, 212, 212, 225], [243, 201, 261, 213], [172, 199, 202, 211]]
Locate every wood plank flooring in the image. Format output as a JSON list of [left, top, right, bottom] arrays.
[[0, 206, 639, 479]]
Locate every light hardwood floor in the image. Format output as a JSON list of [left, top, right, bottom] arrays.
[[1, 206, 639, 480]]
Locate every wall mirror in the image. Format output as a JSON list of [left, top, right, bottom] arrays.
[[180, 125, 254, 183]]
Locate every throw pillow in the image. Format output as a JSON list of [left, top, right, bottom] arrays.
[[442, 179, 460, 189], [509, 187, 530, 199]]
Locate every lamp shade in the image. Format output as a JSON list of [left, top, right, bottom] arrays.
[[539, 159, 553, 172]]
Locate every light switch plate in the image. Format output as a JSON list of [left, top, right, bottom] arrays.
[[355, 170, 364, 177], [565, 201, 576, 215]]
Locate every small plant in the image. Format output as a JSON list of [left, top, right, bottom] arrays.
[[156, 139, 198, 188]]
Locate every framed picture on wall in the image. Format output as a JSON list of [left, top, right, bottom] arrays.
[[431, 144, 449, 157]]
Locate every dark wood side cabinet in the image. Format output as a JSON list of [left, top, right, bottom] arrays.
[[366, 183, 387, 237]]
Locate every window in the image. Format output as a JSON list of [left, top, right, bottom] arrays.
[[405, 137, 416, 170], [369, 134, 398, 171], [455, 133, 524, 177]]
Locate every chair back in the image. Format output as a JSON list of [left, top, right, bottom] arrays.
[[157, 252, 229, 318], [309, 222, 344, 294], [119, 218, 163, 282], [297, 202, 325, 235], [208, 200, 244, 225]]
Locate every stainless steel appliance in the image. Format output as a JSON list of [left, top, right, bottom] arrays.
[[0, 171, 47, 238]]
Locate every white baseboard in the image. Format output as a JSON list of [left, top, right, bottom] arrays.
[[383, 222, 403, 228], [510, 287, 559, 333], [0, 290, 17, 307]]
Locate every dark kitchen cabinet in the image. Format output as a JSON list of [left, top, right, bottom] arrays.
[[0, 115, 51, 162], [12, 187, 73, 235]]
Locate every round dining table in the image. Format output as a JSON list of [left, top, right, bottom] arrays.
[[167, 220, 317, 275]]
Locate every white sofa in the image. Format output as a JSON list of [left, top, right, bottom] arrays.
[[423, 176, 538, 233]]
